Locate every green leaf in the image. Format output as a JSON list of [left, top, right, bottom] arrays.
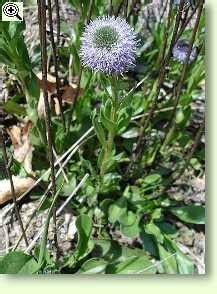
[[92, 239, 122, 262], [3, 100, 26, 116], [70, 44, 80, 73], [119, 211, 137, 226], [37, 186, 62, 269], [92, 110, 106, 146], [80, 258, 107, 274], [190, 158, 202, 171], [62, 176, 77, 196], [145, 223, 164, 243], [151, 208, 162, 221], [156, 221, 178, 237], [170, 205, 205, 224], [117, 107, 132, 134], [175, 109, 185, 124], [75, 214, 93, 260], [141, 232, 159, 257], [175, 250, 194, 274], [120, 220, 140, 238], [108, 197, 127, 224], [144, 174, 162, 185], [106, 256, 156, 274], [100, 106, 116, 132], [64, 214, 93, 269], [164, 236, 194, 274], [158, 245, 178, 274], [0, 252, 38, 274]]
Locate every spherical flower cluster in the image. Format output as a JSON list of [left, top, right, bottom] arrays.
[[80, 16, 138, 75], [172, 40, 197, 64]]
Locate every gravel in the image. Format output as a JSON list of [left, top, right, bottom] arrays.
[[0, 201, 77, 258]]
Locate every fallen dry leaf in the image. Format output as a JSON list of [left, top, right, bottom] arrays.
[[36, 73, 83, 116], [37, 90, 52, 119], [7, 121, 33, 174], [0, 176, 35, 205], [54, 97, 60, 116], [36, 72, 57, 93], [61, 85, 84, 105]]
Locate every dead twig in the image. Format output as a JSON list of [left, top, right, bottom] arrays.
[[47, 0, 66, 131], [37, 0, 58, 254]]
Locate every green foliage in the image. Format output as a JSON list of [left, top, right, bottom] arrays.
[[0, 252, 38, 274], [0, 0, 205, 275], [170, 205, 205, 224], [63, 214, 93, 268]]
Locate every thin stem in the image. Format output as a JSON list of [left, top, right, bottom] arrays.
[[128, 0, 201, 170], [100, 77, 118, 176], [170, 119, 205, 186], [0, 129, 29, 247], [161, 0, 204, 151], [128, 0, 187, 168], [67, 0, 94, 131], [124, 0, 128, 19], [174, 1, 201, 44], [157, 0, 173, 66], [108, 0, 113, 15], [54, 0, 60, 46], [47, 0, 66, 131], [37, 0, 58, 253], [127, 0, 141, 22], [116, 0, 125, 16], [142, 119, 204, 201], [13, 136, 93, 251], [86, 0, 94, 24], [159, 0, 169, 23]]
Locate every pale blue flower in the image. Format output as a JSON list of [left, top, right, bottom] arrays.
[[172, 40, 197, 64], [80, 16, 137, 75]]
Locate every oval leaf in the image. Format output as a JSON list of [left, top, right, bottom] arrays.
[[0, 251, 38, 274], [170, 205, 205, 224]]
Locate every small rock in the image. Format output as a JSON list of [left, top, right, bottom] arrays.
[[67, 217, 77, 240]]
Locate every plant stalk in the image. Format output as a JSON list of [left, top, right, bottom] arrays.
[[100, 78, 118, 176], [37, 0, 58, 255], [161, 0, 204, 152], [47, 0, 66, 131]]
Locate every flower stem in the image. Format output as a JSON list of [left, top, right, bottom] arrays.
[[100, 77, 118, 176]]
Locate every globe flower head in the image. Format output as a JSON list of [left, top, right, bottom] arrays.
[[80, 16, 138, 75], [172, 40, 197, 64]]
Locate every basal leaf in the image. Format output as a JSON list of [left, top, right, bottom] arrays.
[[80, 258, 107, 274], [108, 197, 127, 224], [106, 256, 156, 274], [170, 205, 205, 224], [75, 214, 93, 260], [0, 252, 38, 274], [158, 245, 178, 274]]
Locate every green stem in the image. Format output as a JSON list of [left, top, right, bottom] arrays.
[[100, 77, 118, 176]]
